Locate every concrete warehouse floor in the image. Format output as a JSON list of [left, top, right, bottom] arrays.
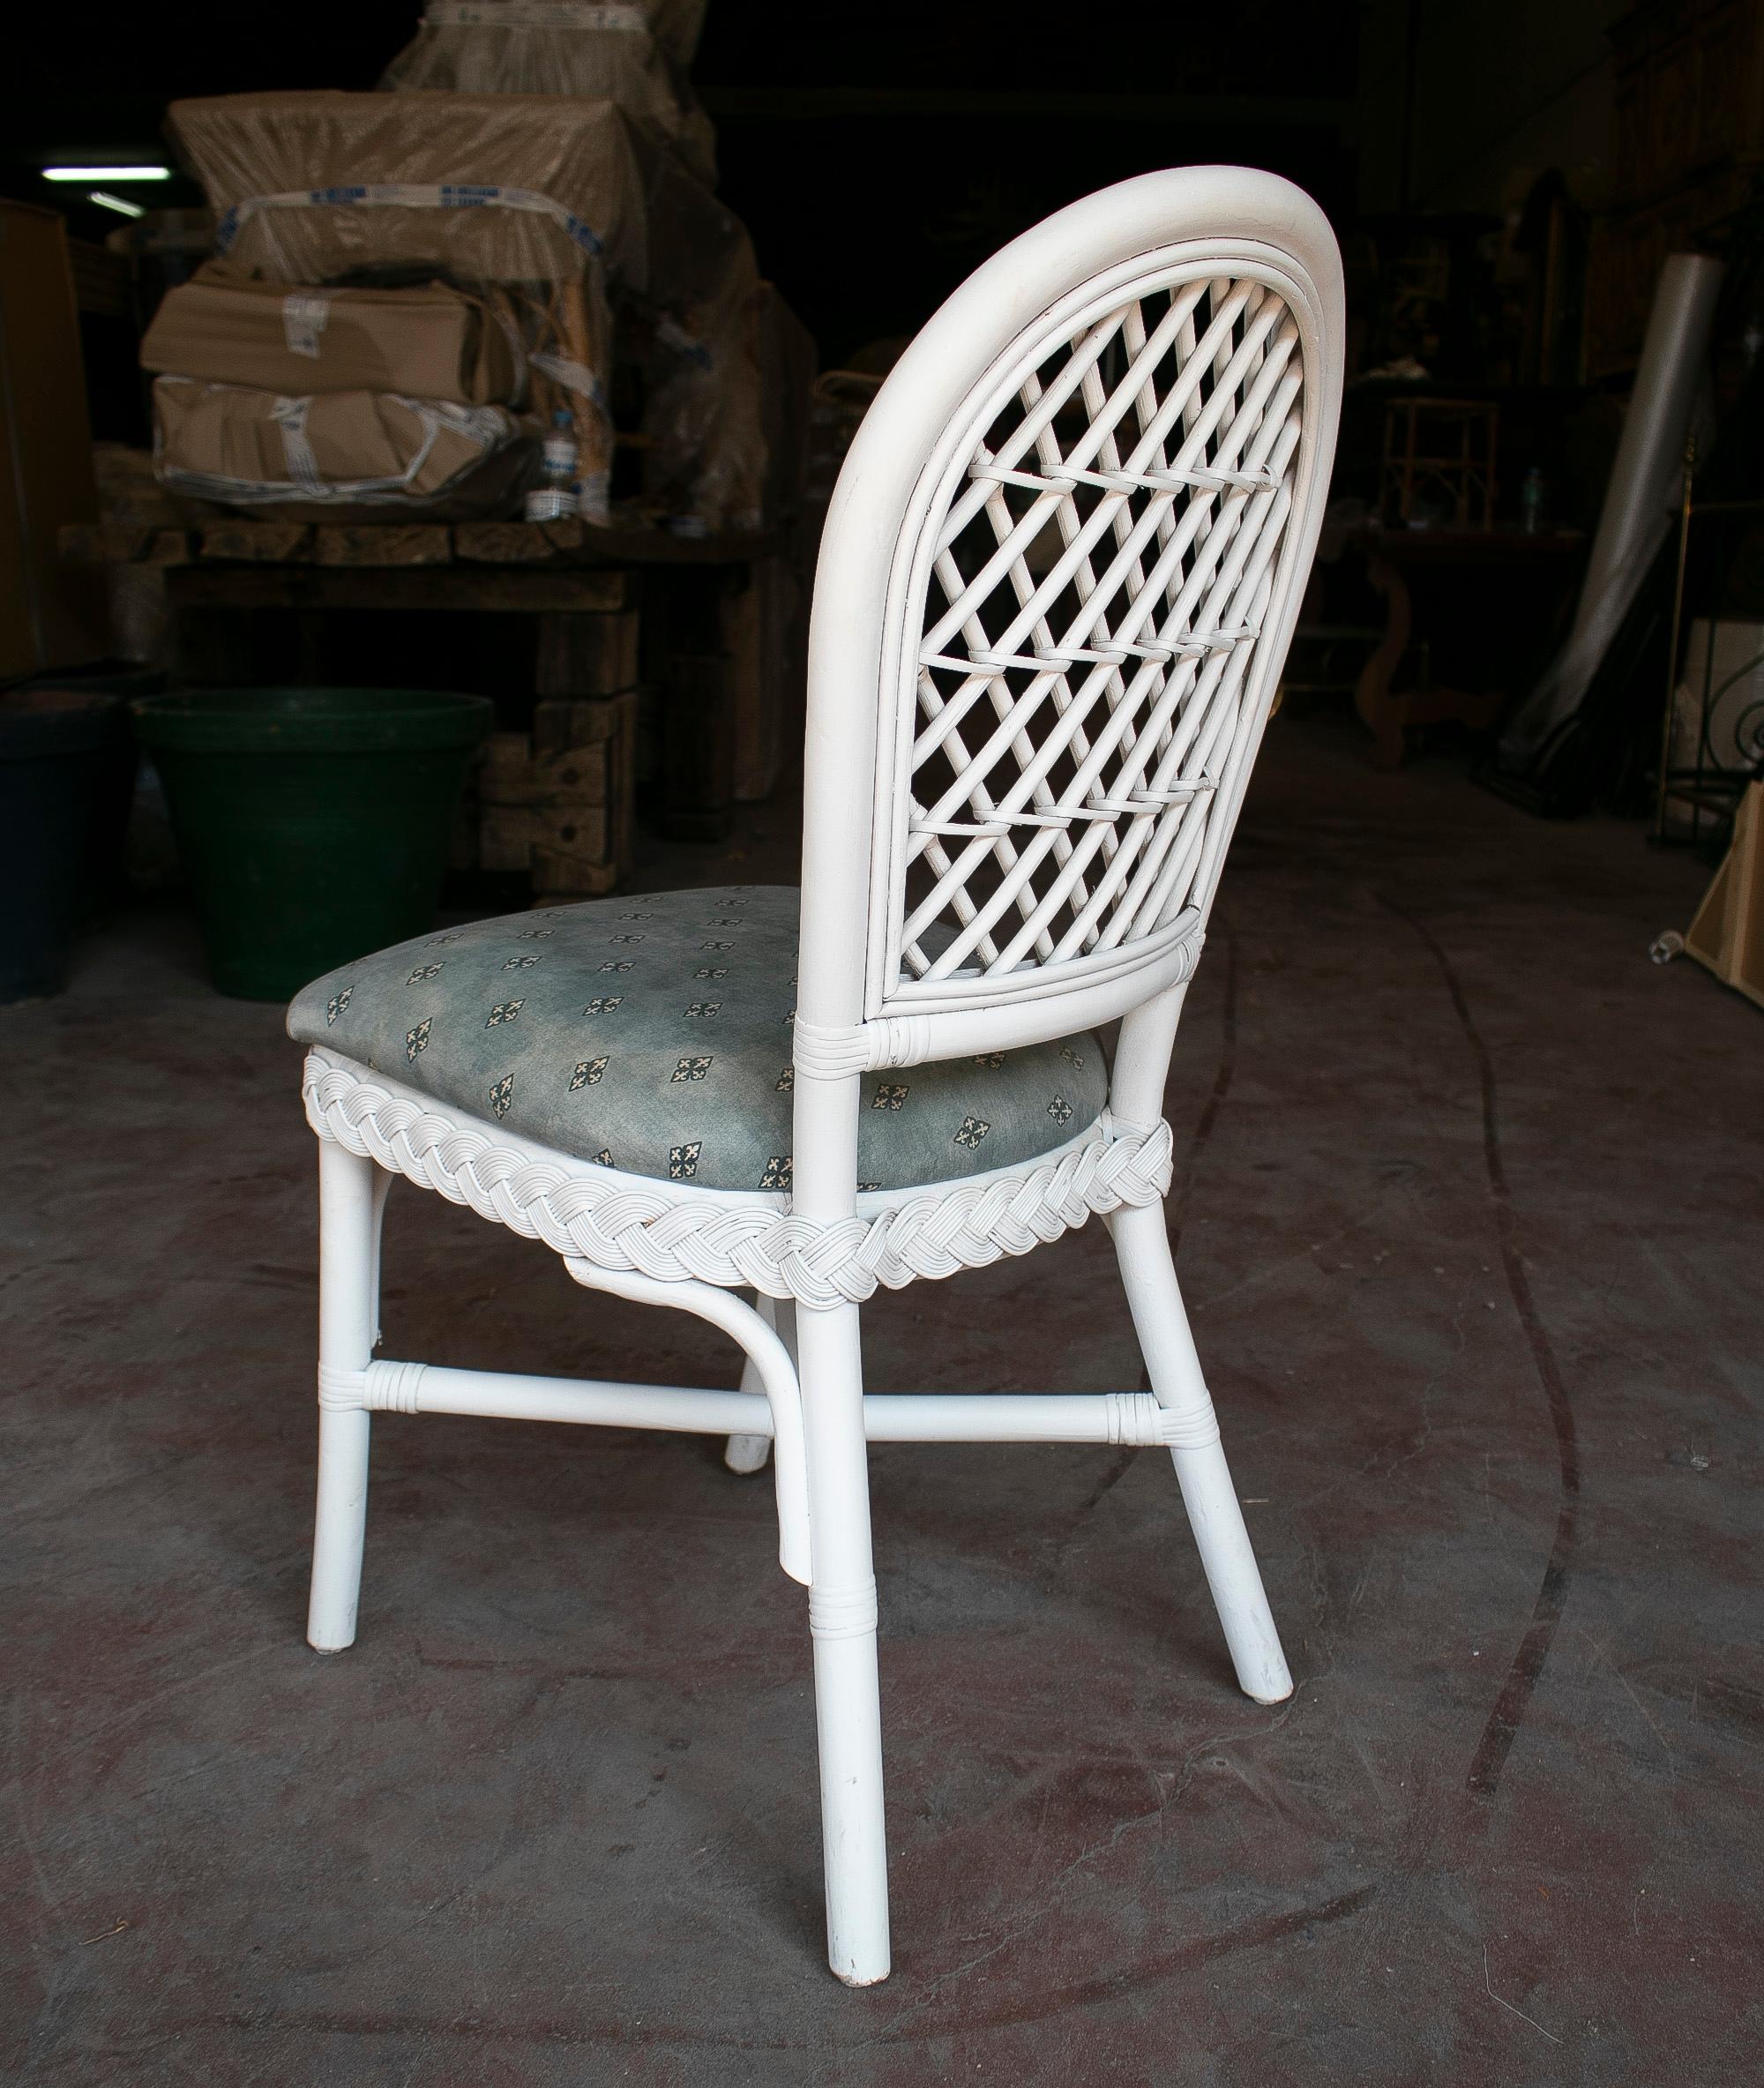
[[4, 711, 1760, 2085]]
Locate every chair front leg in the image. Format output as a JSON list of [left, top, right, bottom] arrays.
[[1110, 1200, 1293, 1705], [308, 1138, 379, 1653], [796, 1297, 891, 1985]]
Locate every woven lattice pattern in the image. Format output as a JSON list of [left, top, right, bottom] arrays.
[[303, 1055, 1172, 1308], [899, 271, 1303, 984]]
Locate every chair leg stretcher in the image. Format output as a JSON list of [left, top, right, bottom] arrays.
[[321, 1359, 1222, 1449]]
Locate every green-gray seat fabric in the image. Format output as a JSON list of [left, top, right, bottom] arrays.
[[289, 886, 1110, 1194]]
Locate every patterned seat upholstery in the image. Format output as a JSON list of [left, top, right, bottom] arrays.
[[288, 886, 1110, 1194]]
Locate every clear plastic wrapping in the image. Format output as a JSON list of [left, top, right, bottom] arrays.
[[628, 142, 764, 528], [152, 374, 535, 520], [166, 90, 767, 528], [142, 262, 528, 406], [380, 2, 716, 185]]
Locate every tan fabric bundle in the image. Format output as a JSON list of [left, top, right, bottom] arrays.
[[153, 374, 533, 520], [142, 264, 526, 407]]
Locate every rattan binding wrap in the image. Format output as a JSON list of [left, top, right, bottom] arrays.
[[303, 1053, 1173, 1307]]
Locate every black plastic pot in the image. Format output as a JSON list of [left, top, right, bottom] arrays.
[[0, 689, 129, 1002], [18, 662, 166, 903]]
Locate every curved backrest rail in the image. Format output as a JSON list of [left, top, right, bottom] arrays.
[[796, 168, 1344, 1082]]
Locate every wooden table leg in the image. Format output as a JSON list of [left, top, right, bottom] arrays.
[[660, 654, 736, 841], [1354, 552, 1412, 770], [647, 565, 743, 840]]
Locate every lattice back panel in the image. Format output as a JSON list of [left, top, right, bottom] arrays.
[[889, 268, 1306, 990]]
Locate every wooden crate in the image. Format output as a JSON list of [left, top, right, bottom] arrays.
[[476, 689, 639, 898]]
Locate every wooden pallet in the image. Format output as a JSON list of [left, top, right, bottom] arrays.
[[59, 512, 800, 864], [58, 516, 775, 572]]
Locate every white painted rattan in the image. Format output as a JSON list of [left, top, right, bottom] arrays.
[[893, 278, 1302, 990], [303, 1051, 1173, 1307], [318, 1360, 1222, 1450], [299, 167, 1344, 1990]]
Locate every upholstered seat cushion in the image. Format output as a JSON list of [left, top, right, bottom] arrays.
[[288, 886, 1110, 1194]]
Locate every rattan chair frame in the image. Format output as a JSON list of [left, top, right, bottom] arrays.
[[301, 166, 1344, 1986]]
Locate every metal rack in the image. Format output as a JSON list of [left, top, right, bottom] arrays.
[[1655, 438, 1764, 846]]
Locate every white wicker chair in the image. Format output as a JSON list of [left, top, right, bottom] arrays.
[[295, 166, 1344, 1986]]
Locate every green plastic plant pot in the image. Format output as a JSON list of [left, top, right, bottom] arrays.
[[134, 687, 492, 1000]]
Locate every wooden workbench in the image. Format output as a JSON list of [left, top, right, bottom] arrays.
[[59, 514, 801, 875]]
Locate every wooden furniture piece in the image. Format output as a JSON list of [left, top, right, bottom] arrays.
[[1350, 523, 1584, 768], [0, 201, 108, 677], [1655, 460, 1764, 847], [1588, 0, 1764, 378], [290, 168, 1343, 1985], [1685, 779, 1764, 1010], [59, 514, 795, 879], [1379, 396, 1499, 529], [476, 694, 640, 899]]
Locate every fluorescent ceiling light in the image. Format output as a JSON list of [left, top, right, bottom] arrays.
[[89, 191, 145, 220], [43, 164, 170, 183]]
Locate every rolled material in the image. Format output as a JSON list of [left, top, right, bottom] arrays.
[[1500, 252, 1724, 761]]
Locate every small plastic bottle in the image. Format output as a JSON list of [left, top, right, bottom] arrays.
[[1520, 465, 1545, 535], [525, 408, 579, 522]]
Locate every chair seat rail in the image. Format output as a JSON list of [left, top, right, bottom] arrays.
[[303, 1051, 1174, 1307]]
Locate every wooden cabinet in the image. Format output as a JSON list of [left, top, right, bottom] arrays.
[[0, 202, 106, 677], [1588, 0, 1764, 375]]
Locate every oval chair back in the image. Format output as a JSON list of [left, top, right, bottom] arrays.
[[793, 166, 1343, 1214]]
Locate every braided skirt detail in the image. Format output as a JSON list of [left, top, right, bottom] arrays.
[[303, 1056, 1172, 1308]]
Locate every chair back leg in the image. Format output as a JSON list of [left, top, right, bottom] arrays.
[[1110, 1201, 1293, 1704], [367, 1165, 392, 1349], [726, 1293, 791, 1473], [308, 1140, 379, 1652], [796, 1298, 892, 1985], [723, 1428, 773, 1473]]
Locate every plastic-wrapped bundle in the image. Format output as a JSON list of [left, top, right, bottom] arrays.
[[152, 375, 534, 520], [629, 144, 765, 529], [167, 93, 639, 513], [639, 0, 705, 67], [166, 92, 770, 529], [168, 93, 646, 289], [142, 263, 528, 407], [380, 2, 716, 186]]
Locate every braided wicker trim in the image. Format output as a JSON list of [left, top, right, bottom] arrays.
[[302, 1054, 1173, 1307]]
